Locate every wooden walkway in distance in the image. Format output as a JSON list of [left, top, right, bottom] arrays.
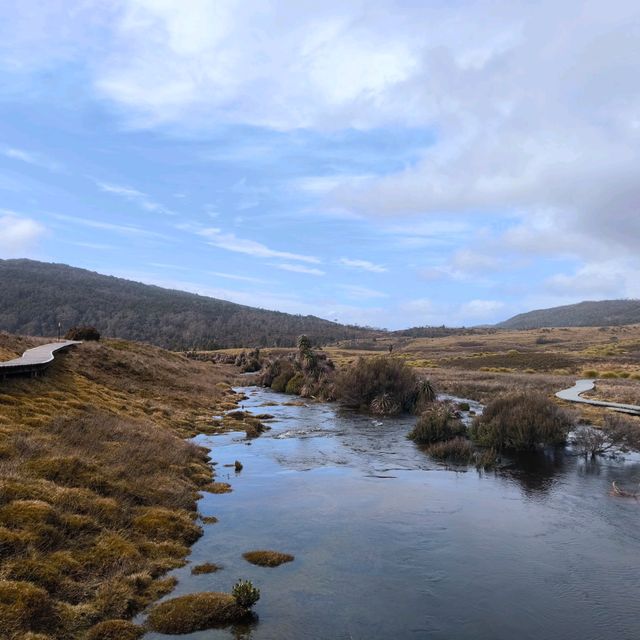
[[556, 379, 640, 416], [0, 341, 81, 379]]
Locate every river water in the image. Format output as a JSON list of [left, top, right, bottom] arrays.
[[145, 387, 640, 640]]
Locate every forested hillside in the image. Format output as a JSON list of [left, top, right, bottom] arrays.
[[0, 259, 376, 348], [497, 300, 640, 329]]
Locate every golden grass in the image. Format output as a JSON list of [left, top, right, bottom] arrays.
[[242, 550, 295, 567], [0, 333, 238, 639], [326, 325, 640, 423], [84, 619, 144, 640], [191, 562, 222, 574], [146, 592, 249, 634]]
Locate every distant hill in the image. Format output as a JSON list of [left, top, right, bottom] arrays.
[[497, 300, 640, 329], [0, 259, 377, 349]]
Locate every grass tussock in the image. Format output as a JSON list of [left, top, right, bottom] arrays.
[[0, 333, 237, 639], [242, 550, 295, 567], [408, 403, 465, 444], [84, 619, 144, 640], [191, 562, 222, 575], [146, 592, 250, 634]]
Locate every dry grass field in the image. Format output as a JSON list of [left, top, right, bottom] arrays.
[[0, 333, 241, 639], [325, 325, 640, 423]]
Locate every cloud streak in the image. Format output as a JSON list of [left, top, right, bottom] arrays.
[[198, 228, 321, 264]]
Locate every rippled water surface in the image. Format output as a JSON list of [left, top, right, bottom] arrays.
[[145, 387, 640, 640]]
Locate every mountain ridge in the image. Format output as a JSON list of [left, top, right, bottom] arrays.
[[0, 259, 377, 348], [497, 299, 640, 329]]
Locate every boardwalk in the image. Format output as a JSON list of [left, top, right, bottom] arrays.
[[556, 379, 640, 416], [0, 340, 81, 379]]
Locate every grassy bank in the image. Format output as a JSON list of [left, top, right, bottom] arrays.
[[0, 333, 238, 639]]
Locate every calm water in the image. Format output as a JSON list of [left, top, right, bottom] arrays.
[[144, 387, 640, 640]]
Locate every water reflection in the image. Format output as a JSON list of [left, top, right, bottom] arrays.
[[144, 387, 640, 640]]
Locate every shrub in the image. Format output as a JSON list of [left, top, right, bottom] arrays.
[[242, 550, 294, 567], [232, 579, 261, 608], [470, 392, 573, 451], [408, 403, 466, 444], [571, 426, 609, 458], [271, 370, 294, 393], [64, 326, 100, 341], [285, 372, 305, 395], [146, 592, 249, 634], [336, 357, 435, 415]]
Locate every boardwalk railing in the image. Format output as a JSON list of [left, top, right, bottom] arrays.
[[0, 341, 81, 379]]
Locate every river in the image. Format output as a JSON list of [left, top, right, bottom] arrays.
[[144, 386, 640, 640]]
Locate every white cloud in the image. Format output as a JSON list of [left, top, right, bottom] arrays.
[[97, 181, 174, 215], [198, 227, 320, 264], [2, 146, 61, 172], [0, 212, 46, 256], [338, 257, 387, 273], [544, 262, 640, 299], [274, 263, 325, 276]]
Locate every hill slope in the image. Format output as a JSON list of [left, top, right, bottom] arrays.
[[0, 259, 375, 348], [497, 300, 640, 329]]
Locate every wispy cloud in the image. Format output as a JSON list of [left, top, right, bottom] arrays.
[[97, 181, 175, 216], [51, 213, 170, 239], [338, 257, 387, 273], [274, 263, 325, 276], [198, 228, 320, 264], [339, 284, 388, 299], [2, 146, 61, 172]]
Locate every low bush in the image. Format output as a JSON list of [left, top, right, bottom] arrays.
[[285, 372, 305, 395], [242, 550, 294, 567], [470, 392, 573, 451], [336, 357, 436, 415], [232, 579, 260, 608], [408, 403, 466, 443], [146, 592, 250, 634], [64, 326, 100, 341]]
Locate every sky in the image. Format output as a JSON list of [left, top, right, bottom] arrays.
[[1, 1, 640, 329]]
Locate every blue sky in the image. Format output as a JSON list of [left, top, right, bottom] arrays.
[[1, 1, 640, 329]]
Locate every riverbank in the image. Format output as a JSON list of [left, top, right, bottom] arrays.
[[0, 333, 240, 639]]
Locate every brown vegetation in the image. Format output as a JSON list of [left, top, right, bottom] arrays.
[[471, 392, 574, 451], [242, 550, 295, 567], [191, 562, 222, 574], [0, 332, 238, 639], [146, 592, 251, 634], [408, 403, 465, 443], [336, 357, 435, 415]]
